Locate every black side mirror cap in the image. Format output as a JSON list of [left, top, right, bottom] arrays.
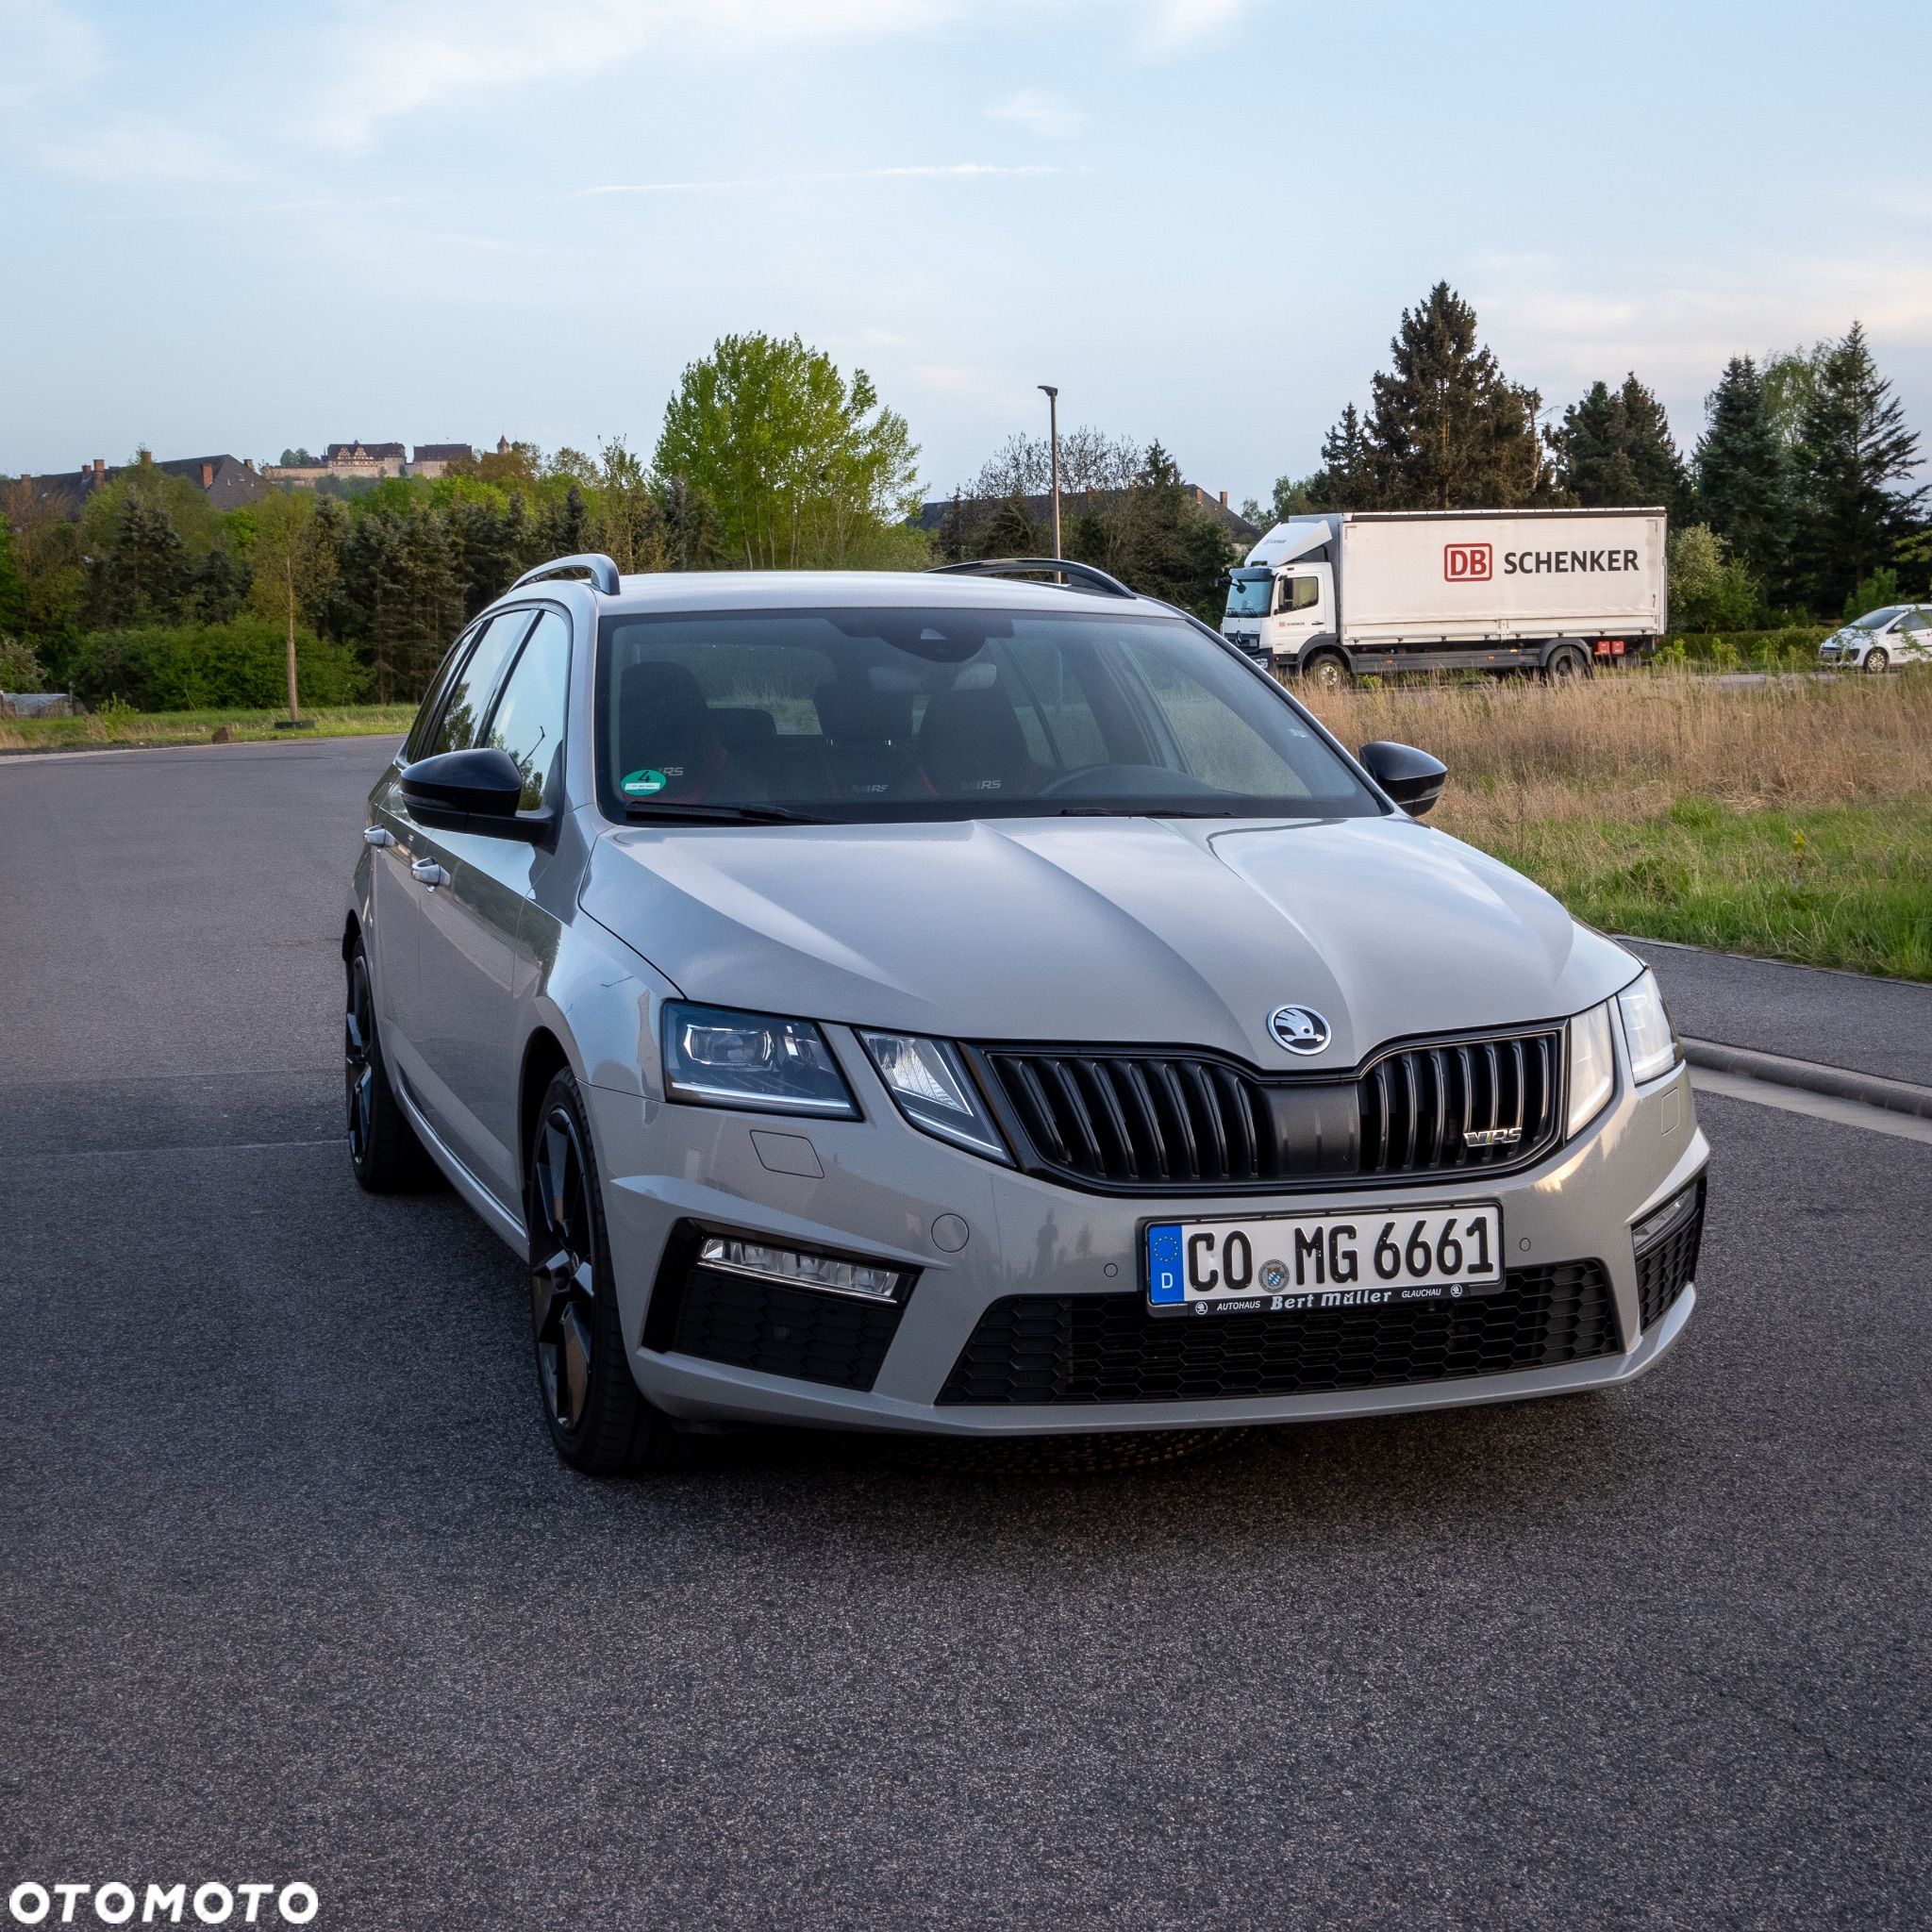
[[1358, 740, 1446, 817], [399, 747, 544, 839]]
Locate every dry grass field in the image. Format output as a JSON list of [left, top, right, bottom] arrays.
[[1302, 671, 1932, 980]]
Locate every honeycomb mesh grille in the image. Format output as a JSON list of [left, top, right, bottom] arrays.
[[937, 1260, 1619, 1407], [1636, 1184, 1705, 1331], [659, 1266, 902, 1392]]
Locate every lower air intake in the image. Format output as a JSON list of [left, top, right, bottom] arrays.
[[938, 1259, 1618, 1406]]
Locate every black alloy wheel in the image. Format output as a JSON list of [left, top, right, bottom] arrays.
[[343, 938, 436, 1193], [525, 1069, 676, 1474], [345, 952, 377, 1167]]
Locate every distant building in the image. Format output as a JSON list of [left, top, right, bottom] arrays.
[[11, 451, 268, 517], [410, 442, 475, 479], [263, 440, 480, 487]]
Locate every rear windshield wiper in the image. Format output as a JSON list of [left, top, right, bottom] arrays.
[[623, 801, 827, 825]]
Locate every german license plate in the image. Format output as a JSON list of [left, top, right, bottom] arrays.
[[1144, 1205, 1503, 1318]]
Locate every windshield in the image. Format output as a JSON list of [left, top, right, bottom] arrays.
[[594, 605, 1378, 824], [1850, 605, 1906, 630], [1224, 569, 1274, 619]]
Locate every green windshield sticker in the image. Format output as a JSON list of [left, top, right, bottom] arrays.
[[621, 769, 668, 796]]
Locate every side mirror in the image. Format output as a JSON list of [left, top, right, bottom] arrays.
[[1358, 740, 1446, 817], [400, 747, 539, 838]]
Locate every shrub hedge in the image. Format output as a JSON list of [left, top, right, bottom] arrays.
[[65, 620, 366, 711]]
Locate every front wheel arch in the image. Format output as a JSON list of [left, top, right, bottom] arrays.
[[517, 1027, 574, 1201]]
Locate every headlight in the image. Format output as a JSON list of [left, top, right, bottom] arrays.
[[1567, 1003, 1616, 1139], [858, 1030, 1010, 1162], [1617, 967, 1680, 1084], [661, 1002, 857, 1117]]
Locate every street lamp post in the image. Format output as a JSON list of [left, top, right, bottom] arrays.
[[1038, 384, 1061, 559]]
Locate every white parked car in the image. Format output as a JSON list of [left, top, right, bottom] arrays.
[[1819, 605, 1932, 671]]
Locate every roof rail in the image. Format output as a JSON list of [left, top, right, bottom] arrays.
[[509, 553, 621, 595], [926, 557, 1136, 600]]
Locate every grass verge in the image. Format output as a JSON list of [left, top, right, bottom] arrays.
[[0, 704, 415, 752], [1302, 671, 1932, 981], [1469, 798, 1932, 981]]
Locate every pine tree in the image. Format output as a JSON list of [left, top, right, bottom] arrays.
[[1790, 321, 1926, 613], [94, 496, 189, 623], [1355, 283, 1551, 508], [1694, 357, 1786, 591], [1553, 375, 1688, 514], [1317, 406, 1376, 508]]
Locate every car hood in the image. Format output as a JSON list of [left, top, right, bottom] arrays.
[[582, 814, 1637, 1069]]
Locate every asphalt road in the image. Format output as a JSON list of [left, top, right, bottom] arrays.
[[3, 738, 1928, 1931]]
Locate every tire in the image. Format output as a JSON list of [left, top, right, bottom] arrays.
[[525, 1068, 679, 1476], [1865, 647, 1889, 675], [344, 938, 439, 1193], [1544, 644, 1590, 682], [1302, 649, 1351, 691]]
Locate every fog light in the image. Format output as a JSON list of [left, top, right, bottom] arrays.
[[697, 1236, 907, 1304], [1632, 1184, 1699, 1254]]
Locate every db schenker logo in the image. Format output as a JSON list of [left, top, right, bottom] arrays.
[[1444, 542, 1492, 581]]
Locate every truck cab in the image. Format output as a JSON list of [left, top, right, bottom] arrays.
[[1223, 562, 1336, 667], [1220, 515, 1341, 673]]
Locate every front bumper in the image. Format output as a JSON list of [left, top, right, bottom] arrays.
[[585, 1030, 1709, 1437]]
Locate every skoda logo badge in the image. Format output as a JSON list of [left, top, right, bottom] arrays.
[[1268, 1006, 1331, 1055]]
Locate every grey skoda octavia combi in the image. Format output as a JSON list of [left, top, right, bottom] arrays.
[[344, 554, 1709, 1474]]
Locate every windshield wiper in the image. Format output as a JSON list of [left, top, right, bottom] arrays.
[[623, 801, 827, 825], [1051, 805, 1242, 818]]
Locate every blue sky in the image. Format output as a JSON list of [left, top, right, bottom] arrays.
[[3, 0, 1928, 503]]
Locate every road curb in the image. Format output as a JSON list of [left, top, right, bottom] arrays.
[[1683, 1039, 1932, 1120]]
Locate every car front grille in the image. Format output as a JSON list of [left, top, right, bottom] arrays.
[[1636, 1181, 1705, 1330], [937, 1259, 1619, 1406], [971, 1028, 1563, 1194], [644, 1235, 905, 1391]]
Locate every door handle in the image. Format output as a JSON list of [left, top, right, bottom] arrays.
[[410, 858, 452, 888], [363, 826, 394, 847]]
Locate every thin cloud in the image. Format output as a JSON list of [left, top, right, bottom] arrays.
[[1137, 0, 1258, 52], [0, 0, 229, 181], [987, 89, 1086, 141], [582, 163, 1066, 195]]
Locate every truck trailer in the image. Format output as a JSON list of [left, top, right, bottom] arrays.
[[1221, 508, 1669, 685]]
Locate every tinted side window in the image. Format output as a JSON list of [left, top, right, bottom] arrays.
[[429, 610, 537, 758], [484, 611, 571, 810], [403, 633, 474, 762]]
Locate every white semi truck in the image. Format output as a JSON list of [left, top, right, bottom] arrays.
[[1222, 508, 1669, 685]]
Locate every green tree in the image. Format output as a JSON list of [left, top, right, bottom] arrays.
[[1762, 342, 1829, 451], [1667, 525, 1760, 631], [1694, 357, 1786, 590], [92, 495, 189, 624], [1320, 403, 1377, 507], [654, 332, 919, 568], [658, 474, 723, 571], [0, 514, 26, 639], [247, 491, 340, 718], [977, 491, 1039, 558], [593, 438, 669, 575], [1343, 283, 1552, 508], [1789, 321, 1925, 613], [1553, 375, 1690, 515]]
